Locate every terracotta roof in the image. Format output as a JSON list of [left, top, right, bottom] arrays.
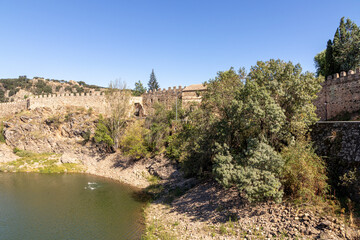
[[182, 84, 207, 92]]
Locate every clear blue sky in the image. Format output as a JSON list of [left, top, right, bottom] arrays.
[[1, 0, 359, 88]]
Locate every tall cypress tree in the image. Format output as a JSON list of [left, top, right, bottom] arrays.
[[148, 69, 160, 91], [325, 40, 335, 75]]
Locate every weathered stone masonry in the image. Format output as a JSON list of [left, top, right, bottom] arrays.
[[312, 122, 360, 163], [0, 85, 205, 118], [0, 92, 109, 117], [142, 86, 184, 115], [315, 68, 360, 120]]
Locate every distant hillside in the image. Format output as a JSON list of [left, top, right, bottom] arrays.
[[0, 76, 103, 103]]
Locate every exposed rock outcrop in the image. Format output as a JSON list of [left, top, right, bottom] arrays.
[[0, 143, 19, 163]]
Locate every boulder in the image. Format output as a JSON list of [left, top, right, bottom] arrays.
[[60, 152, 80, 164]]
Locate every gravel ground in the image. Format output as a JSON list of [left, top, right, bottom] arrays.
[[145, 181, 360, 240]]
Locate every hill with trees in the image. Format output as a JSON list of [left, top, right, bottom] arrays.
[[0, 76, 103, 103]]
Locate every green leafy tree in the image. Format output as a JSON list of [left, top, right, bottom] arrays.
[[133, 80, 147, 96], [120, 120, 149, 159], [105, 79, 131, 149], [94, 115, 114, 152], [145, 103, 172, 153], [148, 69, 159, 91], [35, 80, 52, 95], [182, 60, 323, 202], [314, 50, 327, 77], [315, 17, 360, 77], [0, 89, 6, 103]]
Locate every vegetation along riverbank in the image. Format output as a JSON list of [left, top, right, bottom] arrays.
[[1, 17, 360, 240]]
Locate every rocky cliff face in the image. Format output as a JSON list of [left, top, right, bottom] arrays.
[[0, 106, 175, 188], [2, 107, 100, 163]]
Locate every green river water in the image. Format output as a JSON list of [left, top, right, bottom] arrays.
[[0, 173, 144, 240]]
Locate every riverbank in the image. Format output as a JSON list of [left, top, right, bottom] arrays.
[[143, 181, 360, 239], [0, 142, 359, 239]]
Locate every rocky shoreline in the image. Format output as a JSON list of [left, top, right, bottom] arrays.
[[1, 141, 359, 239], [144, 181, 360, 239], [0, 107, 359, 239]]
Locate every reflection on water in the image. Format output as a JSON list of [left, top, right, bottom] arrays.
[[84, 182, 100, 190], [0, 173, 144, 240]]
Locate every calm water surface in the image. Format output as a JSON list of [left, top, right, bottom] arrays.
[[0, 173, 144, 240]]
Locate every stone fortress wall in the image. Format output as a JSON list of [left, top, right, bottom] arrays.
[[2, 71, 360, 121], [0, 100, 29, 117], [0, 84, 205, 118], [142, 86, 184, 114], [0, 92, 109, 117], [315, 68, 360, 120]]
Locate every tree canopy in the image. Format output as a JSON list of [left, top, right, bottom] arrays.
[[179, 60, 326, 202], [314, 17, 360, 77], [133, 80, 147, 96]]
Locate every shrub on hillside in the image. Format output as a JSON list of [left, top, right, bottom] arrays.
[[8, 88, 19, 97], [34, 80, 52, 95], [94, 115, 114, 152], [0, 122, 5, 143], [213, 140, 284, 202], [65, 86, 73, 93], [145, 103, 184, 154], [0, 89, 6, 103], [340, 168, 360, 204], [281, 140, 328, 202], [120, 120, 149, 159], [81, 129, 92, 143]]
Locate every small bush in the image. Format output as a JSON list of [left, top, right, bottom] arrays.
[[13, 148, 35, 158], [82, 129, 92, 142], [281, 140, 328, 202], [8, 88, 19, 97], [64, 113, 73, 122], [120, 120, 149, 159], [87, 107, 93, 116], [213, 140, 284, 203], [65, 86, 73, 93], [94, 115, 114, 151], [0, 89, 6, 102], [0, 122, 5, 143], [340, 168, 360, 204], [45, 116, 61, 129]]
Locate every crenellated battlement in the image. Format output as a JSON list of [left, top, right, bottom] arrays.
[[0, 91, 115, 117], [30, 91, 105, 98], [0, 85, 192, 118], [0, 99, 28, 105], [142, 86, 185, 114], [323, 68, 360, 86], [143, 86, 184, 94]]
